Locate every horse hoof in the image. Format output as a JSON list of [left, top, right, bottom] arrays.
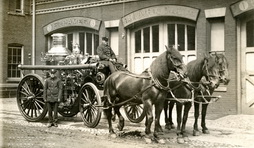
[[193, 130, 200, 136], [117, 124, 124, 131], [109, 133, 117, 138], [202, 129, 210, 134], [170, 124, 175, 129], [165, 124, 171, 130], [144, 137, 152, 144], [177, 137, 185, 144]]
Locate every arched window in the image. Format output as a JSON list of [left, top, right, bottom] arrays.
[[131, 20, 196, 73]]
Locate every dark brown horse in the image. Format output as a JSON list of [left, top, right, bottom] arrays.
[[103, 46, 187, 143], [164, 53, 227, 143], [192, 53, 229, 136]]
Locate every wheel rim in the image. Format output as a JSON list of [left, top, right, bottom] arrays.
[[79, 83, 101, 128], [17, 75, 47, 121], [124, 104, 145, 123]]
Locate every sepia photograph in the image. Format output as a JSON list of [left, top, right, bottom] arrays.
[[0, 0, 254, 147]]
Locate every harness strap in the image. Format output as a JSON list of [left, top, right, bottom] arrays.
[[109, 83, 155, 107], [121, 72, 151, 79]]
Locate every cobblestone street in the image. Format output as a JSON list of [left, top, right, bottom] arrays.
[[1, 97, 254, 147]]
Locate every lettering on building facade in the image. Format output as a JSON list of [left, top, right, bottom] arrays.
[[43, 17, 101, 35], [122, 5, 199, 27]]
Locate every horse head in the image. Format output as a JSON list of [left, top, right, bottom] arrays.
[[214, 52, 230, 85], [165, 45, 187, 80], [202, 53, 221, 88]]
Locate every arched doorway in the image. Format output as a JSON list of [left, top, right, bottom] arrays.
[[122, 5, 199, 73]]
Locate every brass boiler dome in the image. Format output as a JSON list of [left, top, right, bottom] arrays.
[[45, 33, 71, 65]]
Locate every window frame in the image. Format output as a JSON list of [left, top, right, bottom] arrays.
[[7, 44, 24, 81]]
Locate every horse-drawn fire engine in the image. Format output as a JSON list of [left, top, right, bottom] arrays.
[[16, 33, 145, 128]]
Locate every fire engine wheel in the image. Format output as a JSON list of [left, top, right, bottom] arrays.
[[79, 82, 102, 128], [16, 74, 47, 122], [124, 104, 145, 123]]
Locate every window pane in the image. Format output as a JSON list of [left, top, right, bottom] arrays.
[[247, 20, 254, 47], [86, 33, 92, 55], [177, 24, 185, 51], [211, 20, 224, 51], [167, 24, 175, 47], [94, 34, 99, 55], [67, 34, 73, 52], [135, 30, 141, 53], [152, 25, 159, 52], [187, 25, 195, 51], [143, 27, 150, 53], [79, 32, 85, 54], [16, 0, 21, 9]]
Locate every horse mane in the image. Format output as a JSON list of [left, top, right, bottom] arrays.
[[150, 51, 170, 86], [187, 57, 206, 82]]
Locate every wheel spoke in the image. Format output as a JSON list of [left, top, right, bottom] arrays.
[[20, 87, 30, 96], [24, 81, 32, 95], [34, 100, 44, 110]]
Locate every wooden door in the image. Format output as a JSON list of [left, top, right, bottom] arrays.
[[240, 16, 254, 114]]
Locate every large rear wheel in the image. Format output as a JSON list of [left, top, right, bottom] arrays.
[[79, 83, 102, 128], [124, 103, 145, 123], [17, 74, 47, 122]]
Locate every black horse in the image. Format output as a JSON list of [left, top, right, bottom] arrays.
[[103, 46, 187, 143], [164, 53, 226, 143]]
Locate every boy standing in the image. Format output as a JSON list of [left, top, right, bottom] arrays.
[[44, 69, 63, 128]]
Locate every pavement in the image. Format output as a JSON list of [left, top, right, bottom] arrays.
[[1, 97, 254, 147]]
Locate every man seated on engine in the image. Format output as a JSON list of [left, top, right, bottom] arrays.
[[65, 43, 86, 65], [96, 37, 117, 73]]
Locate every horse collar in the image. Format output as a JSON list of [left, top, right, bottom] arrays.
[[147, 68, 172, 91]]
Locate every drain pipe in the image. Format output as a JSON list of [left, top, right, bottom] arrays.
[[32, 0, 36, 73]]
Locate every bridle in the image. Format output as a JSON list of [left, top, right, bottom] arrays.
[[202, 58, 220, 84], [168, 52, 186, 79]]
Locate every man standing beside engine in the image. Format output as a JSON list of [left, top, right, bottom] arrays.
[[44, 69, 63, 128], [97, 37, 117, 73]]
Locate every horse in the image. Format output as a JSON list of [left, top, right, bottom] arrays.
[[164, 53, 226, 143], [192, 53, 229, 136], [102, 46, 187, 143]]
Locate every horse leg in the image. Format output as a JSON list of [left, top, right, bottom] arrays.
[[181, 103, 192, 142], [154, 101, 164, 135], [103, 107, 115, 134], [164, 100, 169, 129], [201, 104, 210, 134], [114, 106, 125, 131], [176, 103, 185, 144], [193, 102, 201, 136], [144, 100, 153, 135], [154, 100, 166, 144], [168, 101, 175, 129], [143, 100, 154, 143], [176, 103, 182, 135]]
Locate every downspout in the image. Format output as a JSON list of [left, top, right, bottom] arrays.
[[32, 0, 36, 73]]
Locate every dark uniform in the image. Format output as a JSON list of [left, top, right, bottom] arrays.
[[43, 69, 63, 127], [97, 37, 117, 73]]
